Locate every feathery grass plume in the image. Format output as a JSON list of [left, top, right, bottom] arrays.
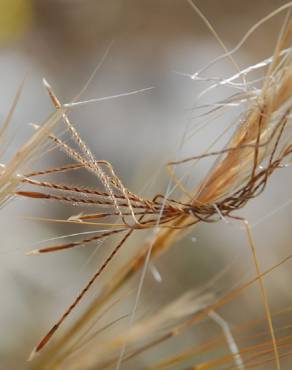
[[15, 3, 292, 370]]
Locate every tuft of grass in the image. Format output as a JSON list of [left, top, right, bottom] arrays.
[[1, 2, 292, 370]]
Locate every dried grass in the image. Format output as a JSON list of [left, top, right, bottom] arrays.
[[1, 2, 292, 370]]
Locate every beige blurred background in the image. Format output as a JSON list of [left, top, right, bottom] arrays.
[[0, 1, 292, 369]]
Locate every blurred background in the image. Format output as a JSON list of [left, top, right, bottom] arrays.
[[0, 1, 292, 369]]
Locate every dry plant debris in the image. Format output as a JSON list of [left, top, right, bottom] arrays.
[[1, 2, 292, 370]]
